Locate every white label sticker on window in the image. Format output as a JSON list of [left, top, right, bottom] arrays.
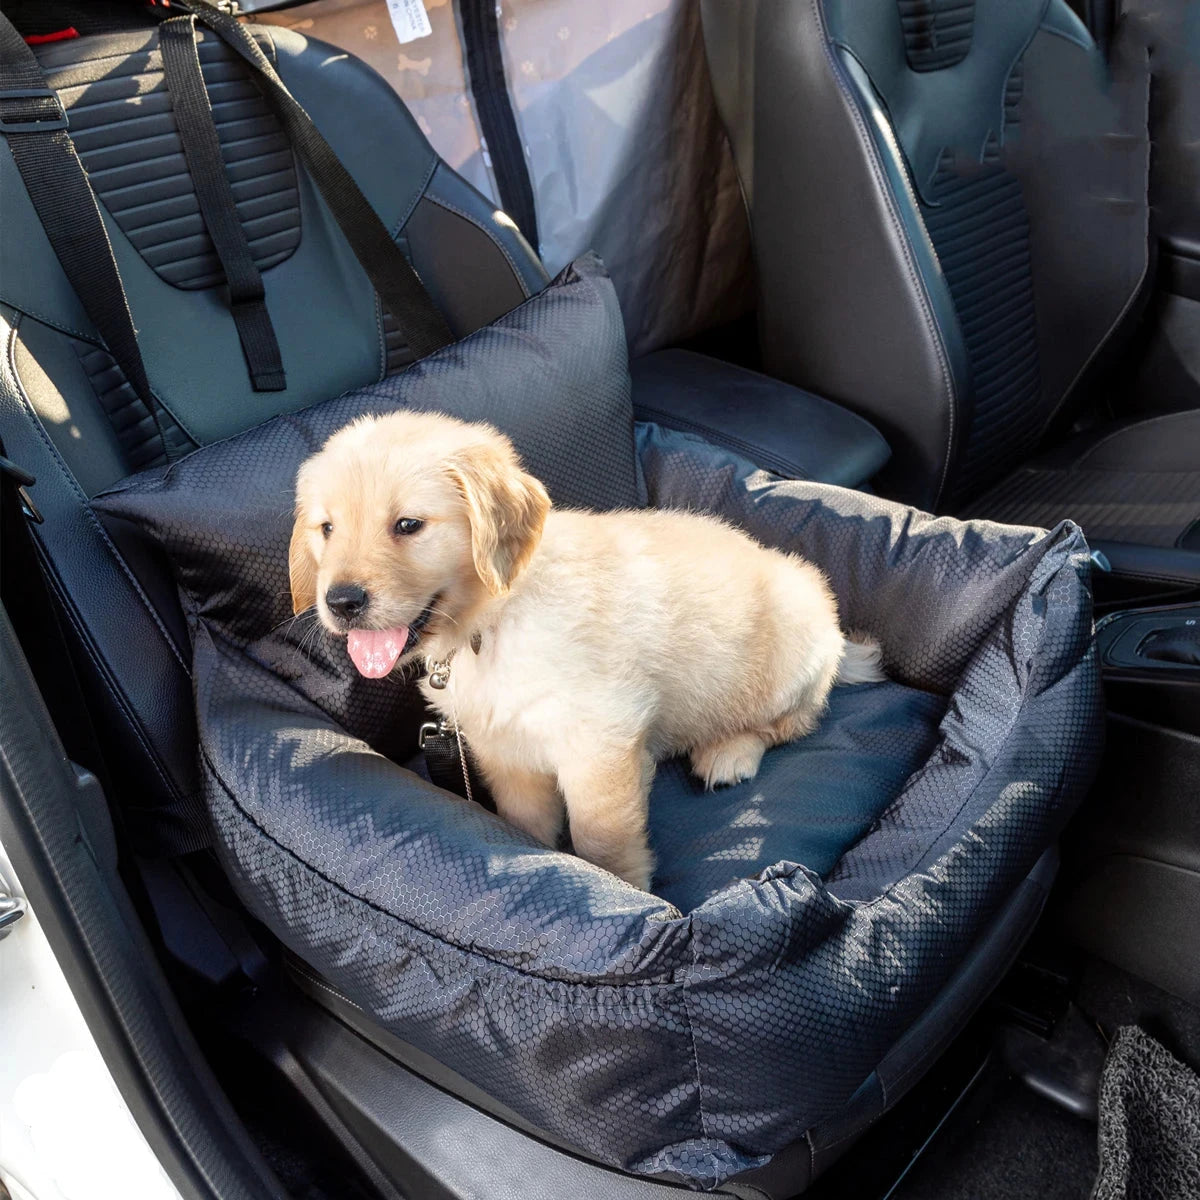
[[385, 0, 432, 44]]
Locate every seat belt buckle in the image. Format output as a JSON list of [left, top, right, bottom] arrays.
[[0, 454, 43, 523], [0, 86, 68, 134]]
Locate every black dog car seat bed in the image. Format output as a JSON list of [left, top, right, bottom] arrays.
[[95, 257, 1102, 1189]]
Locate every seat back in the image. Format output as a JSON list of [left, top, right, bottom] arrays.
[[701, 0, 1150, 509], [0, 19, 546, 852]]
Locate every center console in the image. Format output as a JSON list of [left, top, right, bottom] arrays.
[[1092, 603, 1200, 739], [1060, 602, 1200, 1004]]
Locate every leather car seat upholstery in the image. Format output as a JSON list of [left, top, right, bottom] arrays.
[[0, 23, 547, 854], [699, 0, 1200, 555]]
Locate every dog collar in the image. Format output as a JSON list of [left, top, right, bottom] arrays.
[[427, 649, 455, 689], [426, 630, 482, 689]]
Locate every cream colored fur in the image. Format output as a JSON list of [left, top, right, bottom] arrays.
[[291, 411, 884, 891]]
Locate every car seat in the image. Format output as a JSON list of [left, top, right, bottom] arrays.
[[699, 0, 1200, 585], [0, 4, 1099, 1196]]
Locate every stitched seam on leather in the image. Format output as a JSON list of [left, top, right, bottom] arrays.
[[803, 1132, 819, 1177], [1177, 520, 1200, 549], [0, 302, 94, 345], [1037, 12, 1092, 51], [373, 294, 387, 381], [7, 316, 191, 674], [35, 198, 207, 447], [42, 46, 164, 73], [997, 4, 1049, 158], [289, 960, 366, 1013], [378, 156, 440, 373], [38, 25, 281, 74], [389, 151, 439, 242], [823, 15, 958, 507], [421, 190, 530, 298], [634, 404, 807, 479]]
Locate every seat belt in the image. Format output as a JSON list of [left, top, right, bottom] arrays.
[[159, 12, 286, 393], [0, 14, 178, 459], [2, 3, 451, 414], [459, 0, 539, 249], [179, 0, 456, 361]]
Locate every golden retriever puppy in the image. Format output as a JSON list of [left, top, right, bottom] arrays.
[[290, 411, 883, 891]]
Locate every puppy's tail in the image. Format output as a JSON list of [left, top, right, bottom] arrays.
[[836, 632, 886, 685]]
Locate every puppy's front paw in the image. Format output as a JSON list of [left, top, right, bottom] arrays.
[[559, 744, 656, 891], [691, 734, 767, 789]]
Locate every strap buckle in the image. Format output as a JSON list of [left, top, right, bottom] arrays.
[[0, 454, 43, 523], [419, 719, 453, 750], [0, 86, 68, 134]]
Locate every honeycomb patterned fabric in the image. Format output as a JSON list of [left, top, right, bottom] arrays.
[[94, 274, 1101, 1189]]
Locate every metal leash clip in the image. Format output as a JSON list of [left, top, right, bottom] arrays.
[[419, 718, 454, 749]]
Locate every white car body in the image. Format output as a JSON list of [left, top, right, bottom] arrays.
[[0, 839, 180, 1200]]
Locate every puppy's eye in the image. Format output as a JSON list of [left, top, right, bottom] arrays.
[[394, 517, 424, 537], [320, 522, 333, 539]]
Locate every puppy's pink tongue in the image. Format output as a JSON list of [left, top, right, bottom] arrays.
[[346, 628, 408, 679]]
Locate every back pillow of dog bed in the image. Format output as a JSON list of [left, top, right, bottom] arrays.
[[93, 253, 638, 758]]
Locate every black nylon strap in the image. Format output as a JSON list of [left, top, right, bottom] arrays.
[[0, 13, 176, 456], [421, 721, 494, 810], [160, 13, 286, 392], [423, 726, 470, 798], [460, 0, 539, 248], [181, 0, 455, 360]]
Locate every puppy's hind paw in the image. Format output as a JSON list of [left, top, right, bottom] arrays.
[[691, 734, 767, 789]]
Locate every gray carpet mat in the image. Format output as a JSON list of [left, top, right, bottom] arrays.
[[896, 1074, 1097, 1200], [1093, 1026, 1200, 1200]]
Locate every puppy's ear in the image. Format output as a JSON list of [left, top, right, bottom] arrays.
[[288, 512, 318, 615], [446, 436, 550, 595]]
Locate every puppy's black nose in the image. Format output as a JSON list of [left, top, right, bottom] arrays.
[[325, 583, 369, 622]]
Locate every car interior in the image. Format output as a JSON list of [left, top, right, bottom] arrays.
[[1, 0, 1199, 1197]]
